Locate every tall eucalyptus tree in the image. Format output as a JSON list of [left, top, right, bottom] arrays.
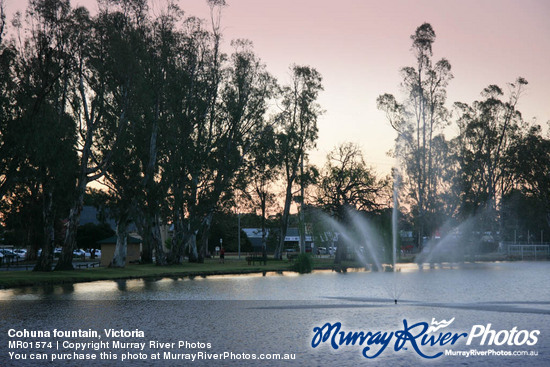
[[274, 65, 323, 259], [377, 23, 453, 243]]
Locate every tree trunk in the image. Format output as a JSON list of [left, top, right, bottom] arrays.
[[137, 201, 163, 265], [198, 212, 213, 263], [34, 191, 55, 272], [140, 101, 161, 264], [140, 210, 166, 266], [261, 197, 267, 261], [167, 210, 185, 264], [275, 179, 294, 259], [55, 190, 84, 271], [110, 216, 128, 268], [186, 232, 198, 262], [151, 214, 166, 266], [140, 220, 154, 264], [170, 219, 199, 264], [299, 153, 305, 254], [199, 231, 209, 263]]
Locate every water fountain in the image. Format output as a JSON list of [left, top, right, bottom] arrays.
[[315, 206, 407, 303], [390, 162, 401, 303], [318, 211, 384, 272], [415, 218, 474, 267]]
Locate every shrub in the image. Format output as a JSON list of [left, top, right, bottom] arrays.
[[292, 253, 313, 274]]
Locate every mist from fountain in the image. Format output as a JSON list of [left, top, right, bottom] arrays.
[[391, 166, 400, 272], [389, 168, 401, 301], [316, 207, 406, 301], [318, 210, 384, 272], [348, 210, 385, 271], [415, 217, 479, 266], [313, 139, 405, 300]]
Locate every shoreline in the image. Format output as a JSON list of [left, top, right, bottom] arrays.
[[0, 253, 545, 291], [0, 258, 348, 290]]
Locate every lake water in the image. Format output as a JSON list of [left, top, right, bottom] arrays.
[[1, 262, 549, 366]]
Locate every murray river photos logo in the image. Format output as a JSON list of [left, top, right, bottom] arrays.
[[311, 318, 540, 359]]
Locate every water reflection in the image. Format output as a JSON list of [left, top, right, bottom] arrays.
[[0, 263, 549, 307]]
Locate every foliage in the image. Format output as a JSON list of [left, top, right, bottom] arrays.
[[76, 223, 115, 250], [376, 23, 547, 243], [316, 143, 390, 217], [275, 65, 324, 258], [453, 78, 528, 230], [513, 125, 550, 229], [292, 253, 313, 274], [500, 190, 550, 242], [208, 211, 252, 253], [164, 20, 278, 264], [377, 23, 453, 240]]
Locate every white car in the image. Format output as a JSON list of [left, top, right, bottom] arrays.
[[0, 249, 17, 262], [73, 249, 86, 257], [13, 249, 27, 259], [0, 249, 16, 257]]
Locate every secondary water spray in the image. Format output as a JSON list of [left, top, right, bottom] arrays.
[[319, 212, 383, 272], [392, 167, 400, 272]]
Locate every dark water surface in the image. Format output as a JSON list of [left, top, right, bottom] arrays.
[[1, 262, 549, 366]]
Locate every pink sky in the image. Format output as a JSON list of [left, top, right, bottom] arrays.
[[5, 0, 550, 174]]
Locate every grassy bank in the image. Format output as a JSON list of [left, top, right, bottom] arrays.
[[0, 257, 358, 290]]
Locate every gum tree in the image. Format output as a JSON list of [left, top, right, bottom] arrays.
[[316, 142, 389, 217], [55, 1, 139, 270], [274, 65, 323, 258], [6, 0, 79, 271], [377, 23, 453, 244], [454, 78, 529, 231]]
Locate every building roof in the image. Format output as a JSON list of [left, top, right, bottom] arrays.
[[80, 206, 137, 232], [284, 228, 312, 242], [242, 228, 268, 238]]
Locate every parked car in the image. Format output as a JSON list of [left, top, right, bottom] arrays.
[[0, 249, 16, 257], [73, 249, 86, 257], [13, 249, 27, 259], [0, 249, 17, 262]]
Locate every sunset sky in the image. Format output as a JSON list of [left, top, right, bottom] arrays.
[[5, 0, 550, 176]]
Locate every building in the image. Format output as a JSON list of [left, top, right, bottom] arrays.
[[284, 228, 314, 252], [97, 235, 142, 267], [242, 228, 269, 252]]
